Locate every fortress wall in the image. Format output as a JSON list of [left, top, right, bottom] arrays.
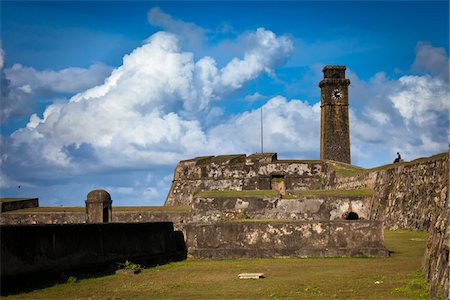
[[185, 220, 389, 258], [327, 153, 449, 298], [0, 198, 39, 212], [0, 212, 85, 225], [112, 211, 191, 231], [0, 211, 191, 231], [192, 196, 371, 223], [165, 154, 325, 206], [1, 222, 186, 291]]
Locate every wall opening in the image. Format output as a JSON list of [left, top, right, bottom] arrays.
[[103, 207, 109, 223], [345, 211, 359, 220], [271, 175, 286, 195]]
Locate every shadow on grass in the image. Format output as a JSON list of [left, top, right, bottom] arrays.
[[1, 252, 187, 296]]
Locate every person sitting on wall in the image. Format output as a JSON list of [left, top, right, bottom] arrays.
[[393, 152, 402, 163]]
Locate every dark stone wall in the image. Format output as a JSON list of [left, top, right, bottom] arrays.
[[185, 220, 388, 258], [0, 198, 39, 212], [1, 222, 186, 290], [1, 222, 184, 277]]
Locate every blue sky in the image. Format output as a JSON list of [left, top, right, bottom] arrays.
[[1, 1, 449, 206]]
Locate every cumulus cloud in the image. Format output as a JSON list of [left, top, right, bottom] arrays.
[[349, 69, 449, 165], [2, 6, 448, 206], [4, 63, 113, 96], [5, 28, 293, 178], [412, 42, 449, 82], [1, 43, 34, 123], [148, 7, 207, 51], [0, 43, 112, 123], [206, 96, 320, 156]]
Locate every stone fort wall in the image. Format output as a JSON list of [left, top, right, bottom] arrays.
[[165, 153, 326, 206], [325, 153, 449, 298], [1, 222, 186, 293]]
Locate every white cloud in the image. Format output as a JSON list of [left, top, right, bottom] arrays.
[[1, 72, 34, 123], [4, 63, 113, 95], [0, 42, 4, 70], [245, 92, 266, 102], [148, 7, 207, 51], [390, 75, 449, 125], [6, 28, 294, 174], [412, 42, 449, 82], [206, 96, 320, 156]]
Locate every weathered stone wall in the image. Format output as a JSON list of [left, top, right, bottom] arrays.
[[1, 222, 186, 292], [185, 220, 388, 258], [165, 153, 325, 206], [0, 212, 85, 225], [0, 198, 39, 212], [112, 211, 191, 231], [192, 195, 371, 223], [326, 153, 449, 298], [0, 211, 191, 231]]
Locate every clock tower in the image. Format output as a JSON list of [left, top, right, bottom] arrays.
[[319, 65, 351, 164]]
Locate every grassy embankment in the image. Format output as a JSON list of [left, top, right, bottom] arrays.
[[5, 230, 429, 299], [330, 152, 447, 178], [196, 189, 373, 200], [1, 206, 190, 213]]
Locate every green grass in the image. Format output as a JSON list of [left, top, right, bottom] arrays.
[[4, 206, 190, 213], [196, 190, 278, 198], [5, 230, 429, 299], [3, 206, 85, 213], [288, 188, 373, 198], [113, 206, 191, 212]]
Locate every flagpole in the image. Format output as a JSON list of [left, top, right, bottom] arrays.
[[260, 106, 264, 153]]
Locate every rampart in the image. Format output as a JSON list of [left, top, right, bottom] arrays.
[[1, 222, 186, 292], [325, 153, 449, 298], [165, 153, 325, 206], [0, 198, 39, 212], [186, 220, 388, 258], [192, 195, 371, 223]]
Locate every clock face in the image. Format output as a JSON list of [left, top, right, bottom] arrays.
[[332, 88, 343, 100]]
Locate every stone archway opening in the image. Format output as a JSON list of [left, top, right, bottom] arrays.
[[344, 211, 359, 220], [271, 175, 286, 195]]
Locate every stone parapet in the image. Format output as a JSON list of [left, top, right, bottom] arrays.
[[185, 220, 389, 259]]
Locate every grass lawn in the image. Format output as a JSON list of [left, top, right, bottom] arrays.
[[4, 230, 428, 299], [288, 188, 373, 198], [196, 190, 278, 198]]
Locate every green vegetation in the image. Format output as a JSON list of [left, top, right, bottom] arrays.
[[4, 206, 85, 213], [196, 190, 277, 198], [4, 205, 190, 213], [66, 277, 78, 284], [280, 194, 298, 199], [114, 206, 191, 212], [393, 271, 429, 299], [5, 230, 429, 299], [117, 260, 141, 272], [289, 188, 373, 198]]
